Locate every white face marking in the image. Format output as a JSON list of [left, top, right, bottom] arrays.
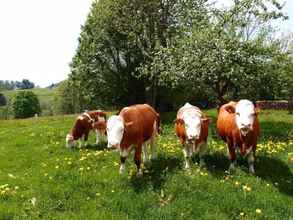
[[235, 100, 256, 136], [182, 111, 201, 141], [106, 115, 124, 149], [66, 134, 75, 148]]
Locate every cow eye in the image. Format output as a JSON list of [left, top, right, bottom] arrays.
[[236, 112, 240, 116]]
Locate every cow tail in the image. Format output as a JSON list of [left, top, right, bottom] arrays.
[[156, 113, 162, 135]]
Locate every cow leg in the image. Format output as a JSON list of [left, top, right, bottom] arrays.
[[228, 144, 236, 172], [134, 144, 143, 176], [247, 148, 256, 175], [142, 143, 149, 163], [120, 156, 126, 174], [78, 139, 83, 148], [83, 132, 89, 147], [183, 144, 192, 169], [119, 147, 130, 174], [95, 130, 101, 144], [198, 142, 207, 167]]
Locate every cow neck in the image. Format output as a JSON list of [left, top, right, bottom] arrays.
[[83, 112, 94, 122]]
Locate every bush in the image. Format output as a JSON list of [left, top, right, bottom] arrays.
[[0, 93, 7, 106], [12, 91, 41, 118]]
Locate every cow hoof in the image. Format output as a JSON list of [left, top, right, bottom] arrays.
[[136, 170, 143, 177], [199, 159, 206, 168], [150, 153, 158, 160], [119, 165, 126, 174], [249, 167, 255, 175], [228, 163, 236, 173]]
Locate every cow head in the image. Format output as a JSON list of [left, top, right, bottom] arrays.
[[65, 134, 75, 148], [225, 100, 259, 136], [107, 115, 133, 149], [176, 113, 210, 143]]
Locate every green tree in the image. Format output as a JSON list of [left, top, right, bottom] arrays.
[[53, 80, 84, 114], [0, 93, 7, 106], [12, 91, 41, 118], [69, 0, 209, 108], [145, 0, 287, 105]]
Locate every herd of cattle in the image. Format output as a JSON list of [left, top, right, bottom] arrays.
[[66, 99, 260, 175]]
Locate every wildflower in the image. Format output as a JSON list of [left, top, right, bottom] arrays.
[[87, 167, 91, 170], [235, 181, 240, 186], [55, 165, 59, 169], [256, 209, 262, 214], [79, 167, 84, 171], [8, 173, 16, 179], [67, 161, 72, 165], [30, 197, 37, 206], [96, 192, 101, 196], [240, 212, 244, 216]]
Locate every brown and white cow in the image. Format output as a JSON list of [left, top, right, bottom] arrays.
[[217, 100, 260, 174], [66, 110, 107, 148], [175, 103, 211, 169], [106, 104, 160, 175]]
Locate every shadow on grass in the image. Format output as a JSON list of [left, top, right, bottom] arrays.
[[129, 154, 181, 193], [204, 152, 293, 196], [260, 121, 293, 141], [85, 142, 108, 151], [256, 155, 293, 196]]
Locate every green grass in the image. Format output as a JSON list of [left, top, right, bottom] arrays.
[[0, 110, 292, 219]]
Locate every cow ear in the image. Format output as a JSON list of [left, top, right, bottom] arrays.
[[124, 121, 134, 128], [224, 105, 236, 114], [202, 117, 211, 124], [174, 118, 184, 125], [255, 107, 260, 114]]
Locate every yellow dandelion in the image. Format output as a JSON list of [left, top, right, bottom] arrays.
[[256, 209, 262, 214], [55, 165, 59, 169], [67, 161, 72, 165], [87, 167, 91, 170], [240, 212, 244, 216], [235, 181, 240, 186]]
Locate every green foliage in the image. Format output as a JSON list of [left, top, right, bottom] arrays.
[[53, 80, 83, 114], [0, 110, 292, 218], [12, 91, 41, 118], [68, 0, 291, 109], [0, 93, 7, 106]]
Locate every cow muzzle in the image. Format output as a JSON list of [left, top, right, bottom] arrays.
[[107, 142, 119, 149], [240, 126, 252, 136]]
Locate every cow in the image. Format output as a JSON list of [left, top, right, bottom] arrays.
[[216, 100, 260, 174], [106, 104, 160, 175], [174, 103, 211, 169], [66, 110, 107, 148]]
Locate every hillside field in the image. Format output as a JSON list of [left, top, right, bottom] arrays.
[[0, 88, 55, 118], [0, 110, 292, 219]]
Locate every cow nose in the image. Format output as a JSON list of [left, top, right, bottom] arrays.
[[108, 142, 119, 149], [241, 123, 251, 129], [188, 134, 198, 141]]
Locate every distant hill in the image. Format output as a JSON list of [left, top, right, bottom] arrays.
[[0, 88, 56, 118]]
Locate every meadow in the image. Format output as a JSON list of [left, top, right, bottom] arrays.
[[0, 109, 292, 219]]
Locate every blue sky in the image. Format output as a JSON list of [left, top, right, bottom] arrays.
[[0, 0, 292, 87]]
